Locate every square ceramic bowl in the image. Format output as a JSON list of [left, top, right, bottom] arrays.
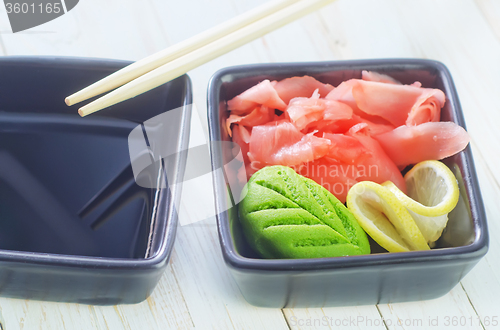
[[208, 59, 489, 308], [0, 57, 191, 305]]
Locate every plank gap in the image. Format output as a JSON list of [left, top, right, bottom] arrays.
[[281, 309, 293, 330], [375, 305, 390, 330], [459, 283, 486, 330]]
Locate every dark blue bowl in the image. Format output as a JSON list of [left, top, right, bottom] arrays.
[[0, 57, 191, 304], [208, 59, 489, 308]]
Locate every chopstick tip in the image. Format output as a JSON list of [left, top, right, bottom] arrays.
[[65, 97, 73, 106], [78, 108, 86, 117]]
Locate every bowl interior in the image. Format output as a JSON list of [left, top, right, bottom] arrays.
[[0, 57, 190, 259], [211, 60, 482, 261]]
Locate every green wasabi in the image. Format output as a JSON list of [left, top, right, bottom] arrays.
[[238, 166, 370, 259]]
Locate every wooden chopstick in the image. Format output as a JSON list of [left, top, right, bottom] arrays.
[[65, 0, 301, 107], [76, 0, 335, 117]]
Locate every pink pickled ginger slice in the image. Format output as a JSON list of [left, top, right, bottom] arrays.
[[362, 70, 402, 84], [274, 76, 334, 104], [374, 122, 470, 168], [323, 133, 369, 165], [351, 80, 445, 127], [248, 120, 331, 168], [232, 124, 254, 179], [325, 79, 358, 111], [298, 125, 406, 203], [346, 124, 406, 193], [226, 105, 274, 136], [405, 88, 445, 126], [327, 79, 445, 127], [286, 90, 353, 131], [227, 80, 287, 113]]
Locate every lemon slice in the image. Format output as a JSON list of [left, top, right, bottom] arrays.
[[382, 160, 459, 244], [383, 160, 459, 216], [346, 181, 430, 253]]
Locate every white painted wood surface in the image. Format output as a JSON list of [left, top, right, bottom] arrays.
[[0, 0, 499, 329]]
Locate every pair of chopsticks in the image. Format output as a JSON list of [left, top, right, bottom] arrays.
[[66, 0, 335, 117]]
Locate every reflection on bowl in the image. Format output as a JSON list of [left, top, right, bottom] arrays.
[[208, 59, 488, 308]]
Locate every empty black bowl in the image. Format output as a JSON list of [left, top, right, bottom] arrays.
[[0, 57, 191, 304], [208, 59, 488, 308]]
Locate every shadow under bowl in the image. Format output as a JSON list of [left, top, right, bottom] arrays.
[[208, 59, 488, 308]]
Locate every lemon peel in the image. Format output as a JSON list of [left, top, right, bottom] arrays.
[[346, 181, 430, 253], [383, 160, 459, 245], [346, 161, 459, 252], [383, 160, 459, 217]]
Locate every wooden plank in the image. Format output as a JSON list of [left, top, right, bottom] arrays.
[[318, 0, 422, 60], [459, 143, 500, 330], [0, 0, 168, 60], [475, 0, 500, 42], [89, 263, 194, 330], [377, 286, 483, 330], [0, 252, 192, 330], [168, 221, 290, 330], [142, 262, 195, 330], [0, 298, 100, 330]]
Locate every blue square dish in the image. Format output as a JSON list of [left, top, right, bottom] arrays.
[[208, 59, 489, 308], [0, 57, 191, 304]]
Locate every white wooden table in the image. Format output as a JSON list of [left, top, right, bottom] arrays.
[[0, 0, 499, 329]]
